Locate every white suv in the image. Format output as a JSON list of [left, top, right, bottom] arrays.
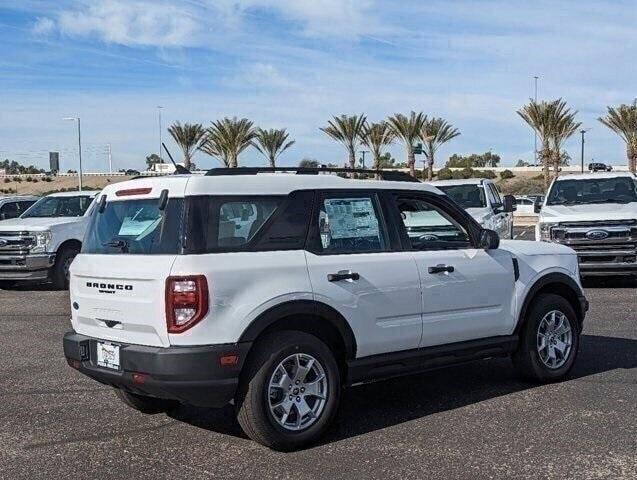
[[63, 170, 587, 450]]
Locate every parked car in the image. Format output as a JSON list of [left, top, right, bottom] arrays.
[[513, 196, 538, 217], [63, 171, 586, 450], [0, 191, 99, 288], [588, 162, 612, 172], [125, 169, 141, 176], [430, 178, 516, 238], [535, 172, 637, 276], [0, 195, 39, 220]]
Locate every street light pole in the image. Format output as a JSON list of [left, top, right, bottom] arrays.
[[359, 150, 368, 169], [580, 129, 589, 173], [534, 76, 539, 164], [158, 106, 163, 164], [107, 143, 112, 174], [63, 117, 83, 191]]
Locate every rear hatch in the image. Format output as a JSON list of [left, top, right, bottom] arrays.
[[69, 178, 187, 347]]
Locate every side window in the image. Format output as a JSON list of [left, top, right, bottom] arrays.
[[0, 202, 19, 219], [18, 201, 35, 213], [487, 184, 502, 207], [395, 196, 472, 250], [316, 194, 388, 254], [218, 199, 279, 247]]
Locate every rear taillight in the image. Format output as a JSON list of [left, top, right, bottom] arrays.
[[165, 275, 209, 333]]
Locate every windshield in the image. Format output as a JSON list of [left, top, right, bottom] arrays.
[[547, 177, 637, 205], [21, 195, 94, 218], [83, 198, 183, 254], [437, 185, 486, 208]]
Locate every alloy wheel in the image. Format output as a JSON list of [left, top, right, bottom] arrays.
[[537, 310, 573, 369]]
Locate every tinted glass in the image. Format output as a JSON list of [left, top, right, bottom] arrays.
[[316, 195, 387, 253], [396, 196, 471, 250], [437, 185, 486, 208], [547, 177, 637, 205], [18, 201, 37, 213], [22, 195, 94, 218], [185, 196, 283, 253], [83, 198, 183, 254]]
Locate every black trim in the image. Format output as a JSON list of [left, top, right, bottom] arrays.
[[238, 300, 357, 359], [347, 335, 518, 385], [205, 166, 420, 183], [514, 272, 587, 335], [512, 257, 520, 281], [63, 331, 251, 408]]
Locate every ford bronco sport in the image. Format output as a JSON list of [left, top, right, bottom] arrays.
[[64, 168, 587, 450]]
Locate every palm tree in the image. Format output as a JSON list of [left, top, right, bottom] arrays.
[[387, 111, 427, 177], [598, 101, 637, 173], [320, 114, 367, 172], [253, 128, 295, 167], [420, 117, 460, 181], [517, 100, 556, 188], [549, 100, 581, 177], [360, 121, 395, 170], [199, 117, 256, 168], [167, 122, 205, 170]]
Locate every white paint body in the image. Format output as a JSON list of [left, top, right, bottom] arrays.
[[69, 175, 581, 360]]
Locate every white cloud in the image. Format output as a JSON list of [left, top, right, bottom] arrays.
[[31, 17, 55, 35], [56, 0, 203, 47]]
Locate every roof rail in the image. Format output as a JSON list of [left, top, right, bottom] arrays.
[[204, 166, 420, 183]]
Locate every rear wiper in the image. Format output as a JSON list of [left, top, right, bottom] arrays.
[[102, 239, 129, 252]]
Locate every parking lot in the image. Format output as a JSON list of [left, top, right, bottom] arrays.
[[0, 260, 635, 479]]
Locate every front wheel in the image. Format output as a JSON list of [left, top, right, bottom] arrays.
[[51, 247, 79, 290], [513, 293, 580, 382], [235, 331, 341, 451]]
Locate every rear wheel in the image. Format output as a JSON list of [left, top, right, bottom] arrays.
[[51, 246, 79, 290], [114, 389, 178, 414], [235, 330, 341, 451], [513, 293, 580, 382]]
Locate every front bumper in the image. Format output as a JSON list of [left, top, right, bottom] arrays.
[[578, 258, 637, 276], [0, 253, 55, 280], [63, 331, 252, 408]]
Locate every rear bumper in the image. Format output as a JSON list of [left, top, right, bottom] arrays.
[[0, 254, 55, 280], [63, 331, 252, 408]]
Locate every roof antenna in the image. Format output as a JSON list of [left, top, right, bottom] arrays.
[[162, 142, 191, 174]]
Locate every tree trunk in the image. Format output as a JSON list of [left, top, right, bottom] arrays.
[[269, 155, 276, 168], [542, 153, 551, 190], [348, 148, 356, 178], [426, 146, 435, 181], [408, 150, 416, 177], [553, 149, 560, 179], [183, 153, 191, 170], [628, 145, 637, 173]]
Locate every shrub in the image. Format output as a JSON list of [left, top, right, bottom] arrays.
[[3, 177, 10, 183], [436, 167, 453, 180], [500, 169, 515, 180], [14, 177, 22, 182], [25, 176, 33, 182]]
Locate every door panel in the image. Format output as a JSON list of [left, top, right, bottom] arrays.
[[305, 191, 422, 358], [413, 248, 515, 346], [306, 251, 422, 357]]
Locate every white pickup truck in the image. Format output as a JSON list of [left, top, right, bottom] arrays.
[[431, 178, 516, 238], [0, 191, 99, 288], [536, 172, 637, 276]]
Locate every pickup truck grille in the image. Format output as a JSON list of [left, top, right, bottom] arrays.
[[0, 231, 35, 255], [550, 220, 637, 272]]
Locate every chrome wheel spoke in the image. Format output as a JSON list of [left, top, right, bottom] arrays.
[[537, 310, 573, 369]]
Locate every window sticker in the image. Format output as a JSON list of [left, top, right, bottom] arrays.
[[324, 198, 380, 239]]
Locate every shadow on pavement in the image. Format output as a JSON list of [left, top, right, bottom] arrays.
[[169, 334, 637, 446]]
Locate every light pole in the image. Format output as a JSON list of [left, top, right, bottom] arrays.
[[359, 150, 369, 169], [580, 129, 590, 173], [157, 106, 163, 163], [533, 75, 539, 164], [63, 117, 83, 191], [107, 143, 112, 174]]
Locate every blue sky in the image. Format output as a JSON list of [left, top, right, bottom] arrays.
[[0, 0, 636, 172]]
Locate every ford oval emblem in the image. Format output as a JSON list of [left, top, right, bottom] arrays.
[[586, 230, 609, 240]]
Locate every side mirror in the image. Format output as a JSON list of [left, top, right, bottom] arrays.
[[479, 229, 500, 250], [534, 198, 542, 214], [503, 195, 516, 213]]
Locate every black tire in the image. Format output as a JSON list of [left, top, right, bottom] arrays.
[[51, 247, 79, 290], [513, 293, 580, 382], [235, 330, 341, 451], [114, 388, 178, 414]]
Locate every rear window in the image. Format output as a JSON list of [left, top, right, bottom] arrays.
[[83, 198, 184, 254]]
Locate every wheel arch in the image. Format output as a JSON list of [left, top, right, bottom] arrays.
[[238, 300, 357, 363], [515, 272, 586, 335], [56, 238, 82, 254]]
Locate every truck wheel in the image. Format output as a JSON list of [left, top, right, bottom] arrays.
[[513, 293, 580, 382], [51, 246, 79, 290], [114, 389, 178, 414], [235, 331, 341, 451]]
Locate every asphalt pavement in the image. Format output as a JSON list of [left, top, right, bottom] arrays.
[[0, 273, 635, 479]]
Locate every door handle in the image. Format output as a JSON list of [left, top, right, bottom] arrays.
[[428, 264, 455, 274], [327, 270, 360, 282]]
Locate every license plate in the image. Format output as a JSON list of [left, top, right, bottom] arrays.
[[96, 342, 120, 370]]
